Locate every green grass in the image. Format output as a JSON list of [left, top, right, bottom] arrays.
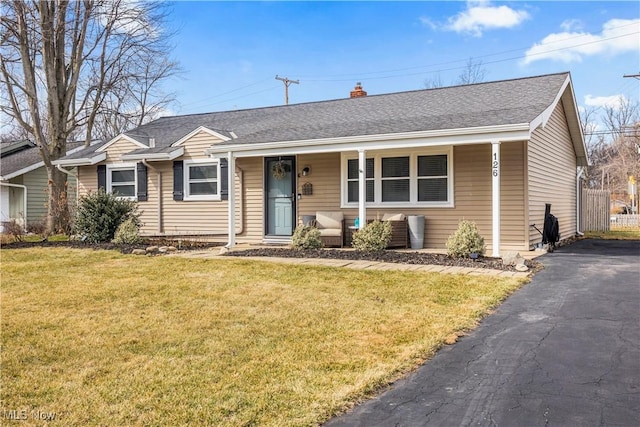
[[1, 248, 525, 426], [584, 229, 640, 240]]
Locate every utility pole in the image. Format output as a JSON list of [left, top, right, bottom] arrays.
[[275, 75, 299, 105]]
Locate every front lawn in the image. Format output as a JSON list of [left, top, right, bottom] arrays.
[[583, 229, 640, 240], [1, 248, 525, 426]]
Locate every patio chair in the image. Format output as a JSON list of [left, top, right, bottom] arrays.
[[315, 211, 345, 247], [381, 213, 408, 248]]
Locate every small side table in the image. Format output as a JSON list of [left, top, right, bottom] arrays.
[[346, 226, 359, 247]]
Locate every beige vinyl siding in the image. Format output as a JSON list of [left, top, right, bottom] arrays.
[[295, 144, 527, 250], [9, 167, 77, 225], [104, 138, 142, 163], [528, 101, 577, 246]]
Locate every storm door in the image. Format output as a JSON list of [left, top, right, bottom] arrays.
[[265, 156, 296, 236]]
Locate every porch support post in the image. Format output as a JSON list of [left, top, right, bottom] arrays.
[[491, 141, 501, 257], [227, 151, 236, 248], [358, 148, 366, 230]]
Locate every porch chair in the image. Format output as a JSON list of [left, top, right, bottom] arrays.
[[315, 211, 345, 247], [381, 213, 408, 248]]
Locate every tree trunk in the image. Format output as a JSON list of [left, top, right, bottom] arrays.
[[46, 166, 69, 234]]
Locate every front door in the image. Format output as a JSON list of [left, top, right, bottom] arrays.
[[265, 156, 296, 236]]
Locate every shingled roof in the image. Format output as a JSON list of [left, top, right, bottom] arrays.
[[56, 72, 585, 162], [1, 141, 84, 179]]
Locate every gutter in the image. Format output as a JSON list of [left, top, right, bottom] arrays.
[[0, 182, 27, 231], [576, 166, 585, 236], [142, 159, 164, 233]]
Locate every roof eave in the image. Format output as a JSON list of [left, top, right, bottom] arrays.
[[52, 151, 107, 167], [205, 124, 532, 158], [120, 147, 185, 161]]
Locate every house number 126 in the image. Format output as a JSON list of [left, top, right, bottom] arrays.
[[492, 153, 499, 177]]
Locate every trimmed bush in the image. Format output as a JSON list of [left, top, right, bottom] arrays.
[[291, 225, 323, 250], [113, 217, 142, 244], [352, 220, 392, 252], [74, 190, 140, 243], [446, 220, 485, 258]]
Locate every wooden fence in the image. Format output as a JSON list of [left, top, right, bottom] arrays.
[[582, 189, 610, 231], [610, 214, 640, 228]]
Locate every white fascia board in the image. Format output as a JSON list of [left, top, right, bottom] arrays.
[[120, 147, 185, 161], [171, 126, 231, 147], [2, 161, 45, 180], [530, 75, 570, 132], [97, 134, 148, 152], [206, 125, 531, 158], [1, 144, 87, 180], [52, 151, 107, 166]]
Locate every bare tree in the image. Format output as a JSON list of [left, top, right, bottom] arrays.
[[582, 98, 640, 198], [0, 0, 178, 232], [423, 58, 487, 89], [456, 58, 487, 85]]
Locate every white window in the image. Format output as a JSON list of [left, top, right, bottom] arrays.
[[107, 164, 136, 199], [341, 148, 453, 208], [184, 160, 220, 201], [346, 158, 374, 203]]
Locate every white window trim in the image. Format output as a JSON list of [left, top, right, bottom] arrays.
[[106, 163, 137, 200], [183, 159, 221, 201], [340, 146, 454, 208]]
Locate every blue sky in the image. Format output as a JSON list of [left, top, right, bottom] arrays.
[[165, 1, 639, 116]]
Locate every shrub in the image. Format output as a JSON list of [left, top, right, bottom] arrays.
[[291, 225, 323, 250], [112, 217, 142, 244], [352, 220, 391, 252], [3, 219, 25, 242], [74, 190, 140, 243], [446, 220, 485, 258], [28, 220, 49, 239]]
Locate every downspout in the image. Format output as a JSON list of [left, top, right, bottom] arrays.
[[576, 166, 585, 236], [142, 160, 163, 234], [0, 182, 27, 231], [55, 164, 79, 207]]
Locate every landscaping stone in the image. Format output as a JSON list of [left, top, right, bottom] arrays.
[[515, 262, 530, 272], [502, 251, 524, 266], [158, 246, 168, 253], [165, 246, 177, 252], [132, 249, 146, 255], [146, 245, 159, 253]]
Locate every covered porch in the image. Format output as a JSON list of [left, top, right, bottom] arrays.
[[208, 124, 533, 256]]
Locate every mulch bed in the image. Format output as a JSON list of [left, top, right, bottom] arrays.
[[3, 239, 544, 273], [225, 248, 543, 273]]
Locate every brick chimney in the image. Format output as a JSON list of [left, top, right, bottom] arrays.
[[350, 82, 367, 98]]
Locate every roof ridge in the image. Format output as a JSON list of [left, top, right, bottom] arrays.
[[157, 72, 571, 120]]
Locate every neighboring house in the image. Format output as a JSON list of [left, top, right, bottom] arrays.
[[53, 72, 587, 255], [0, 140, 80, 232]]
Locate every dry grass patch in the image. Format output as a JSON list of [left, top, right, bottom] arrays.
[[1, 248, 525, 426], [584, 229, 640, 240]]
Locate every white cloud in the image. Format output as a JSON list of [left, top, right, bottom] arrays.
[[524, 18, 640, 64], [584, 94, 628, 109], [560, 19, 583, 32], [446, 1, 530, 37], [419, 16, 438, 31]]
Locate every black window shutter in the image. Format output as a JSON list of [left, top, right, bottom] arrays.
[[173, 160, 184, 201], [97, 164, 106, 190], [136, 162, 148, 201], [220, 158, 228, 200]]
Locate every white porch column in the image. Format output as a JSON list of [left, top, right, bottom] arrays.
[[358, 148, 366, 230], [227, 151, 236, 248], [491, 141, 501, 257]]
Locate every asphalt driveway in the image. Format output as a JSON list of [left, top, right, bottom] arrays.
[[326, 239, 640, 426]]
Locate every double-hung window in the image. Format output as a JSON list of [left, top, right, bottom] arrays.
[[342, 148, 452, 207], [184, 160, 220, 201], [107, 165, 136, 199], [346, 158, 374, 203]]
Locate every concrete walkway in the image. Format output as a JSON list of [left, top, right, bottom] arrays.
[[324, 239, 640, 426], [173, 249, 531, 278]]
